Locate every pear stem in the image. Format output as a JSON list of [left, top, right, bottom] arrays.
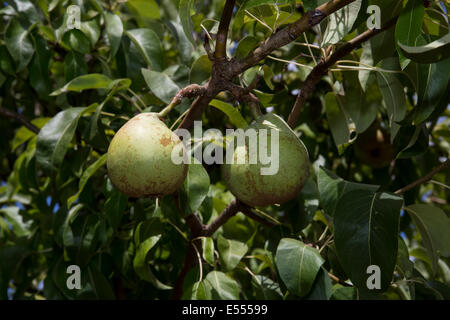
[[157, 84, 207, 118]]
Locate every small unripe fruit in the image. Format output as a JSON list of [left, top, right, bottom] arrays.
[[107, 113, 188, 197], [222, 113, 310, 207], [354, 122, 396, 168]]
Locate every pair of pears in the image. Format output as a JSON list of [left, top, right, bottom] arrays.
[[107, 112, 310, 207]]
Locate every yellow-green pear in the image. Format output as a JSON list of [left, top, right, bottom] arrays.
[[107, 112, 188, 197], [222, 113, 310, 207]]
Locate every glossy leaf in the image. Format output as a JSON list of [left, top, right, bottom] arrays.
[[51, 74, 112, 96], [405, 204, 450, 274], [209, 99, 248, 128], [201, 237, 215, 266], [5, 19, 34, 72], [61, 29, 91, 54], [321, 0, 362, 47], [334, 190, 403, 293], [204, 271, 239, 300], [126, 29, 164, 71], [394, 0, 424, 69], [189, 55, 212, 85], [275, 238, 324, 297], [105, 13, 123, 57], [179, 0, 195, 45], [67, 154, 107, 208], [182, 161, 210, 213], [36, 107, 91, 171], [398, 33, 450, 64], [218, 235, 248, 271], [141, 69, 180, 104], [317, 167, 379, 216]]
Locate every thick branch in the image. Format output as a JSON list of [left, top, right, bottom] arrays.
[[215, 0, 236, 60], [0, 107, 39, 134], [230, 0, 356, 76], [158, 84, 207, 117], [204, 199, 241, 236], [287, 17, 398, 128], [394, 159, 450, 195]]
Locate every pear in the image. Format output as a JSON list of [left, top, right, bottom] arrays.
[[354, 122, 396, 168], [222, 113, 310, 207], [107, 113, 188, 197]]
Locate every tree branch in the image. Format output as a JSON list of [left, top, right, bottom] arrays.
[[0, 107, 39, 134], [158, 84, 207, 117], [287, 17, 398, 128], [394, 158, 450, 195], [230, 0, 356, 76], [215, 0, 236, 60]]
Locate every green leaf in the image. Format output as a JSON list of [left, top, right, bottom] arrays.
[[275, 238, 324, 297], [0, 206, 32, 237], [61, 29, 91, 54], [64, 51, 87, 82], [104, 187, 128, 230], [394, 0, 424, 69], [306, 267, 333, 300], [79, 19, 101, 48], [201, 237, 215, 266], [252, 275, 283, 299], [334, 190, 403, 293], [0, 45, 15, 75], [183, 161, 210, 213], [127, 0, 161, 20], [133, 234, 171, 289], [51, 74, 112, 96], [235, 36, 259, 59], [166, 20, 193, 64], [398, 33, 450, 64], [36, 107, 91, 171], [376, 58, 406, 140], [405, 204, 450, 275], [87, 265, 115, 299], [204, 271, 239, 300], [342, 71, 377, 133], [126, 29, 164, 71], [11, 117, 50, 151], [209, 99, 248, 128], [141, 68, 180, 104], [29, 34, 51, 97], [321, 0, 362, 47], [324, 92, 353, 154], [105, 13, 123, 58], [183, 280, 212, 300], [179, 0, 195, 46], [317, 167, 379, 216], [62, 204, 84, 247], [218, 235, 248, 272], [67, 154, 107, 208], [189, 55, 212, 85], [5, 19, 34, 72], [413, 58, 450, 124]]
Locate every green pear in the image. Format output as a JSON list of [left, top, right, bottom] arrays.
[[222, 113, 310, 207], [107, 112, 188, 197]]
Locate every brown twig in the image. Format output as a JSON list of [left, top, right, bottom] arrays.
[[0, 107, 40, 134], [394, 159, 450, 195], [215, 0, 236, 60], [328, 272, 352, 287], [178, 0, 357, 131], [230, 0, 356, 76], [287, 17, 398, 128]]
